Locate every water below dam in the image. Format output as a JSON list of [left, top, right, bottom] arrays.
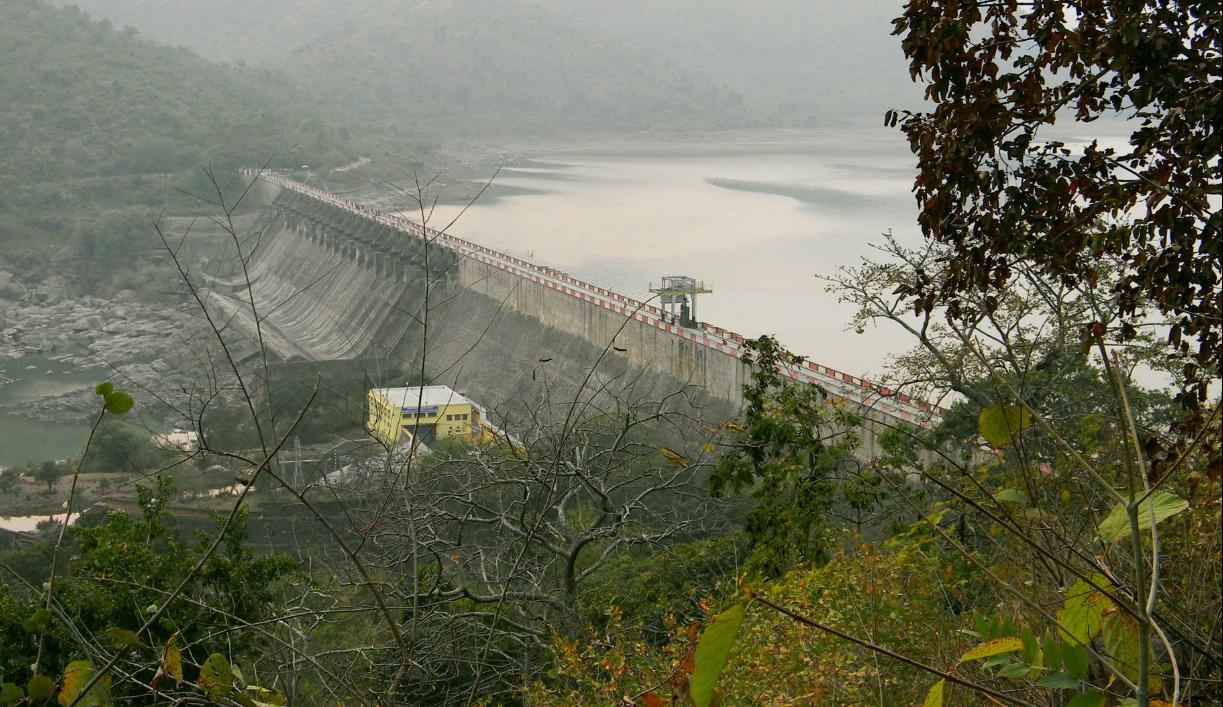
[[0, 356, 165, 468], [423, 125, 925, 379], [0, 355, 99, 468]]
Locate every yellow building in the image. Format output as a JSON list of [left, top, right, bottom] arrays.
[[367, 384, 493, 448]]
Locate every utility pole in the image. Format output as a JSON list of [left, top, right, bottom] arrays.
[[293, 436, 302, 489]]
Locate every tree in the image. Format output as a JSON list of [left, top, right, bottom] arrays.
[[90, 422, 169, 472], [358, 384, 732, 701], [0, 476, 299, 704], [679, 334, 1221, 706], [32, 461, 61, 493], [530, 542, 951, 706], [825, 233, 1181, 438], [710, 335, 867, 576], [888, 0, 1221, 409], [0, 469, 18, 495], [818, 229, 1223, 705]]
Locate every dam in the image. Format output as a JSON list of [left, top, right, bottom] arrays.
[[219, 170, 938, 433]]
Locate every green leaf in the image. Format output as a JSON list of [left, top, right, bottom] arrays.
[[1066, 691, 1106, 707], [23, 608, 52, 633], [58, 660, 109, 707], [994, 488, 1028, 504], [1098, 491, 1189, 542], [94, 382, 113, 396], [27, 675, 54, 701], [104, 627, 140, 647], [1020, 627, 1041, 667], [0, 683, 25, 706], [1101, 612, 1160, 694], [1063, 643, 1089, 679], [1042, 634, 1064, 673], [1057, 576, 1111, 645], [922, 679, 944, 707], [689, 603, 747, 707], [199, 653, 234, 700], [974, 613, 990, 638], [1037, 671, 1080, 689], [959, 636, 1023, 662], [998, 661, 1031, 678], [978, 405, 1033, 448], [102, 390, 134, 415]]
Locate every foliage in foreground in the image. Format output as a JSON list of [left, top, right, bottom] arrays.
[[0, 474, 296, 705], [532, 541, 950, 706], [890, 0, 1221, 409]]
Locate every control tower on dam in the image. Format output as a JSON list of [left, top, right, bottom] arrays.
[[223, 170, 939, 440]]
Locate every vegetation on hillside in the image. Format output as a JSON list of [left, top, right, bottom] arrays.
[[541, 0, 924, 120], [55, 0, 765, 139], [0, 1, 357, 293], [61, 0, 927, 126]]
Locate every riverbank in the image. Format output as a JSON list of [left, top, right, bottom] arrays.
[[0, 465, 250, 525], [0, 264, 209, 464]]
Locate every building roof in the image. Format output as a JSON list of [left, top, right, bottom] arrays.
[[372, 384, 477, 410]]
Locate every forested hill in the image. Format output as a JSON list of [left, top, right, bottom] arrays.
[[0, 1, 350, 186], [57, 0, 922, 127], [539, 0, 924, 120], [277, 0, 759, 137], [0, 0, 355, 291], [52, 0, 765, 138]]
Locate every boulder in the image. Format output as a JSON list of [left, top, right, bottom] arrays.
[[0, 271, 27, 300]]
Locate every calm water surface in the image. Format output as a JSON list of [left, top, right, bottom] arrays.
[[0, 512, 79, 533], [429, 125, 924, 378], [0, 355, 96, 467]]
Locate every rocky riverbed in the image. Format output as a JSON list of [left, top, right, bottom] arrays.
[[15, 360, 199, 423], [0, 285, 194, 363], [0, 270, 202, 423]]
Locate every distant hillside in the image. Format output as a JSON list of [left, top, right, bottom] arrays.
[[281, 0, 761, 138], [540, 0, 923, 120], [0, 0, 356, 292], [55, 0, 769, 138], [59, 0, 922, 125], [1, 1, 352, 185], [48, 0, 373, 65]]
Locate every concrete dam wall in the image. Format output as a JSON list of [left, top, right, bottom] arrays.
[[221, 171, 938, 433], [206, 189, 437, 361]]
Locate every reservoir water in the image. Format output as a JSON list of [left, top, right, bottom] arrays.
[[427, 125, 924, 380]]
